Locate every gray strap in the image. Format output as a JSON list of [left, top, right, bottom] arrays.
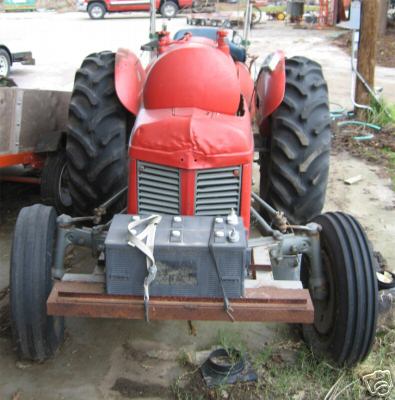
[[127, 215, 162, 321]]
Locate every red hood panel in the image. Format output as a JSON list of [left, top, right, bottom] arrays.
[[130, 107, 253, 169], [143, 43, 240, 115]]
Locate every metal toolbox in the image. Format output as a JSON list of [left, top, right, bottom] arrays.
[[105, 214, 249, 298]]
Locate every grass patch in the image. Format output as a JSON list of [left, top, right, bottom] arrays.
[[368, 99, 395, 127], [172, 328, 395, 399]]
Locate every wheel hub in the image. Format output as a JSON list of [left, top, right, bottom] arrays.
[[91, 5, 103, 18], [0, 55, 8, 76], [164, 4, 176, 17], [313, 251, 335, 336]]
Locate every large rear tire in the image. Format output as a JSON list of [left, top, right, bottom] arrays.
[[260, 56, 331, 224], [10, 204, 64, 361], [66, 51, 130, 216], [301, 212, 378, 367]]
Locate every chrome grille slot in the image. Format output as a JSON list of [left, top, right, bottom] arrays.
[[195, 166, 241, 216], [137, 162, 180, 215]]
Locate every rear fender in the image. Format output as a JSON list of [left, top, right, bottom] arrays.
[[255, 50, 285, 132], [114, 48, 145, 116]]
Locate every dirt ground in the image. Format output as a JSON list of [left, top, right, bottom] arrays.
[[0, 12, 394, 400]]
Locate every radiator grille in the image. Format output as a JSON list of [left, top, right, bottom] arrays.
[[195, 166, 241, 216], [137, 161, 180, 215]]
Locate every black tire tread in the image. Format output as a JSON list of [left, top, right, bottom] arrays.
[[302, 212, 378, 366], [40, 150, 72, 215], [260, 56, 331, 224], [66, 51, 129, 216], [10, 204, 64, 361]]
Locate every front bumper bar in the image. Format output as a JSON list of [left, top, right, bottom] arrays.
[[47, 280, 314, 324]]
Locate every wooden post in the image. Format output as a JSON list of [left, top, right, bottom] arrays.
[[355, 0, 380, 120]]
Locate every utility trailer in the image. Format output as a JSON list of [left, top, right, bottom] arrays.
[[0, 87, 72, 213]]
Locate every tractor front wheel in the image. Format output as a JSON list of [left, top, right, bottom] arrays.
[[66, 51, 130, 216], [260, 56, 331, 224], [10, 204, 64, 360], [301, 212, 378, 366]]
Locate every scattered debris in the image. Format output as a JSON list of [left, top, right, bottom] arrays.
[[344, 175, 363, 185], [200, 348, 257, 388]]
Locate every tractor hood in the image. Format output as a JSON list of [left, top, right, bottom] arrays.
[[129, 106, 253, 169], [143, 38, 241, 115]]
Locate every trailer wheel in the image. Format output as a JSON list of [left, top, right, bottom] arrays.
[[41, 150, 72, 215], [301, 212, 378, 367], [0, 48, 11, 78], [88, 2, 106, 19], [10, 204, 64, 361], [260, 56, 331, 224], [160, 1, 179, 18], [66, 51, 130, 216]]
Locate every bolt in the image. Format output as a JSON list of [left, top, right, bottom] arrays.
[[173, 216, 182, 223], [215, 217, 224, 223], [215, 230, 225, 238], [171, 230, 181, 238]]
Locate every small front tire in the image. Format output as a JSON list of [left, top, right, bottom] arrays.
[[10, 204, 64, 361], [301, 212, 378, 367]]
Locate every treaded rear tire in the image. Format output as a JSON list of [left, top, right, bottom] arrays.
[[66, 51, 130, 216], [10, 204, 64, 361], [260, 56, 331, 224], [301, 212, 378, 367]]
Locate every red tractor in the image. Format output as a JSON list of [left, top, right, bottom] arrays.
[[9, 25, 378, 368]]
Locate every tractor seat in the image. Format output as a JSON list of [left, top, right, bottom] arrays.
[[173, 28, 247, 63]]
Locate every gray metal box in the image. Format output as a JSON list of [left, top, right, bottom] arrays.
[[105, 214, 249, 298]]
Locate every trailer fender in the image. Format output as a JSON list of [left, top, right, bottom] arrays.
[[114, 48, 145, 116], [255, 50, 285, 129]]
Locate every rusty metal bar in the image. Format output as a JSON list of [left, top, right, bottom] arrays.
[[0, 175, 40, 184], [47, 281, 314, 324]]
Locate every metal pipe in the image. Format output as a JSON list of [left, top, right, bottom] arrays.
[[251, 192, 277, 218], [243, 0, 252, 47], [250, 206, 275, 235], [149, 0, 156, 38]]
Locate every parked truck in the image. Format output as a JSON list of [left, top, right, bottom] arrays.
[[78, 0, 193, 19]]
